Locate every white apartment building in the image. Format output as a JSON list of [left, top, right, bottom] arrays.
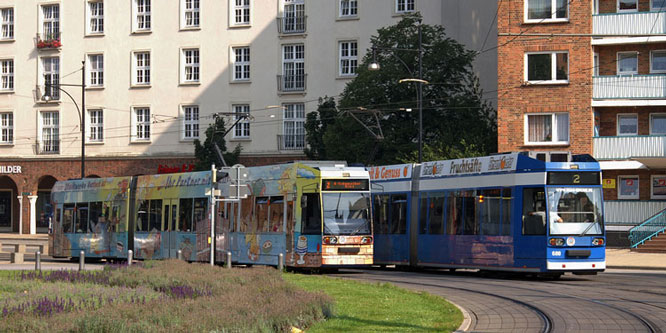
[[0, 0, 497, 234]]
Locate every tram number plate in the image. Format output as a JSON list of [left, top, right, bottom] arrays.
[[551, 250, 562, 257]]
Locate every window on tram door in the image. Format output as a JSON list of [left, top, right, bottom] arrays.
[[62, 204, 74, 233], [193, 198, 208, 229], [418, 194, 428, 234], [89, 201, 103, 233], [269, 196, 284, 233], [522, 188, 547, 235], [76, 203, 89, 233], [112, 203, 124, 232], [136, 200, 149, 232], [301, 193, 321, 235], [390, 194, 408, 234], [53, 208, 61, 234], [239, 197, 253, 232], [462, 191, 478, 235], [446, 191, 463, 235], [479, 189, 502, 236], [255, 197, 269, 232], [428, 193, 445, 234], [230, 202, 238, 232], [373, 195, 389, 234], [500, 189, 512, 236], [149, 199, 162, 231]]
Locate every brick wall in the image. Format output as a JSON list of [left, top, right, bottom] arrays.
[[598, 0, 652, 14], [498, 0, 594, 154], [597, 107, 663, 136]]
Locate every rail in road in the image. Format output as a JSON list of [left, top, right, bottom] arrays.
[[332, 269, 664, 332]]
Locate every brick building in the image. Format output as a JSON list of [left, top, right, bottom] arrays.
[[498, 0, 666, 238]]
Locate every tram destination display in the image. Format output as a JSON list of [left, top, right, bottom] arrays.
[[547, 172, 600, 185], [322, 179, 369, 191]]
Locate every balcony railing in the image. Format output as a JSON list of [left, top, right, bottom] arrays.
[[35, 32, 61, 49], [605, 200, 666, 225], [38, 139, 60, 154], [277, 16, 306, 34], [36, 84, 61, 102], [593, 11, 666, 36], [277, 74, 307, 92], [593, 74, 666, 100], [593, 135, 666, 159], [277, 134, 306, 150]]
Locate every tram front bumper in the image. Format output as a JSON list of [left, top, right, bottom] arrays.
[[547, 260, 606, 271]]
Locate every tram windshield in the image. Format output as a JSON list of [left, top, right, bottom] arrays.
[[547, 187, 603, 236], [322, 192, 371, 235]]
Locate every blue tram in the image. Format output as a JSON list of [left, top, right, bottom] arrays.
[[369, 153, 605, 275]]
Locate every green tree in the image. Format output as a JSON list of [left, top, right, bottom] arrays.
[[193, 116, 242, 171], [304, 97, 337, 159], [305, 14, 496, 165]]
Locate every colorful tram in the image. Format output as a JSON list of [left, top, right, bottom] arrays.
[[50, 162, 373, 268], [369, 153, 605, 275]]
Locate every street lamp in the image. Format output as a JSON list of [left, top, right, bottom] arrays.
[[42, 60, 86, 178], [368, 19, 425, 163]]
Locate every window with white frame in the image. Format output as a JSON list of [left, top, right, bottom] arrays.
[[232, 47, 250, 81], [233, 104, 250, 138], [525, 52, 568, 83], [0, 59, 13, 91], [396, 0, 415, 13], [652, 175, 666, 199], [41, 4, 59, 41], [339, 0, 358, 17], [42, 57, 59, 99], [283, 103, 305, 149], [88, 109, 103, 142], [618, 0, 638, 12], [339, 41, 358, 76], [182, 0, 200, 28], [183, 105, 199, 139], [181, 49, 200, 83], [651, 113, 666, 134], [232, 0, 250, 26], [617, 114, 638, 136], [1, 8, 14, 39], [618, 175, 639, 199], [132, 107, 150, 141], [526, 0, 568, 21], [593, 53, 599, 76], [0, 113, 12, 144], [40, 111, 59, 153], [618, 52, 638, 75], [282, 44, 305, 90], [282, 0, 305, 33], [653, 0, 666, 11], [133, 0, 151, 32], [651, 50, 666, 73], [133, 52, 150, 85], [87, 1, 104, 34], [88, 54, 103, 87], [525, 113, 569, 144]]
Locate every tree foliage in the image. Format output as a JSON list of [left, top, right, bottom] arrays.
[[305, 14, 497, 165], [193, 116, 241, 171]]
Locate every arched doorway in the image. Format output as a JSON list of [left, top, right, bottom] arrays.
[[0, 176, 18, 233], [36, 175, 57, 233]]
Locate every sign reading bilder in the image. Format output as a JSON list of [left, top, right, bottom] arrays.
[[0, 165, 21, 174]]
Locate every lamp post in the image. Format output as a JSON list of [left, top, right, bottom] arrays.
[[369, 19, 425, 163], [43, 61, 86, 178]]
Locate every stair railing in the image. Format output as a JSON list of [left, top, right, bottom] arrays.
[[628, 208, 666, 248]]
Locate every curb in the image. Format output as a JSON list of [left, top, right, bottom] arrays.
[[606, 265, 666, 271], [449, 299, 472, 332]]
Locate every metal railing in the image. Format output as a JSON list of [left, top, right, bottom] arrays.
[[593, 135, 666, 160], [593, 11, 666, 35], [277, 74, 307, 92], [593, 74, 666, 100], [629, 207, 666, 248], [604, 200, 666, 224], [36, 84, 61, 101], [36, 32, 62, 49], [38, 139, 60, 154], [277, 16, 306, 34], [277, 134, 306, 150]]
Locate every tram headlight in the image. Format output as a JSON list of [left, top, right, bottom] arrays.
[[549, 238, 565, 246], [592, 238, 604, 246], [361, 236, 373, 245], [323, 236, 338, 245]]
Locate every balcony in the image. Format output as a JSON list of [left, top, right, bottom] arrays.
[[593, 75, 666, 100], [593, 135, 666, 159], [35, 32, 61, 50], [593, 11, 666, 36], [277, 74, 307, 92], [36, 84, 61, 102], [277, 134, 305, 151], [277, 16, 306, 34], [37, 139, 60, 154]]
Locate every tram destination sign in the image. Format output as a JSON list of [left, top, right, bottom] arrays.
[[547, 172, 600, 185], [322, 179, 369, 191]]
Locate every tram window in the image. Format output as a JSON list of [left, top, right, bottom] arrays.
[[76, 203, 89, 233], [149, 199, 163, 231], [112, 203, 124, 232], [63, 204, 74, 233], [54, 208, 61, 234], [239, 197, 253, 232], [301, 193, 321, 235], [285, 201, 294, 234], [500, 189, 512, 236], [522, 188, 546, 235], [179, 199, 193, 232], [255, 197, 269, 232], [462, 191, 478, 235], [194, 198, 208, 230], [479, 189, 501, 236], [269, 196, 284, 233], [447, 192, 463, 235], [419, 195, 428, 234], [136, 200, 149, 232], [390, 194, 407, 234], [428, 194, 445, 234], [89, 202, 103, 233], [231, 202, 238, 232], [373, 195, 389, 234]]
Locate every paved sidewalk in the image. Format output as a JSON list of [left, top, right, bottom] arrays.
[[606, 248, 666, 270]]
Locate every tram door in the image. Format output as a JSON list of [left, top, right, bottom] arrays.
[[163, 199, 179, 258]]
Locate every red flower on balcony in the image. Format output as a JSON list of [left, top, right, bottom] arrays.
[[36, 39, 61, 49]]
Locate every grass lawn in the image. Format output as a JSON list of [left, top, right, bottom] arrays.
[[284, 273, 462, 332]]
